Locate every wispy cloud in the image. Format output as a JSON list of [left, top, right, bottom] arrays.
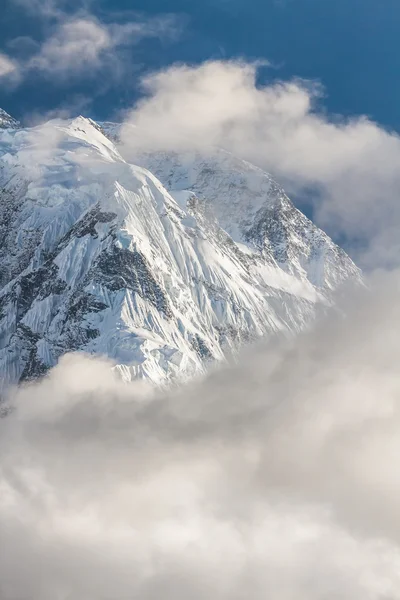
[[26, 15, 181, 81], [0, 53, 19, 78], [121, 60, 400, 269], [1, 5, 182, 90], [23, 94, 92, 125], [28, 18, 112, 79]]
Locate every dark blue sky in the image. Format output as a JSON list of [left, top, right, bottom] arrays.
[[1, 0, 399, 131]]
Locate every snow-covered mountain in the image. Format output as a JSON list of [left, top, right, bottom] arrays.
[[134, 149, 355, 292], [0, 112, 361, 388]]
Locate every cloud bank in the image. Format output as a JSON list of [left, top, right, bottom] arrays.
[[2, 276, 400, 599], [121, 60, 400, 269]]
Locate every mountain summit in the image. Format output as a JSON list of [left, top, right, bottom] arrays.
[[0, 113, 361, 387]]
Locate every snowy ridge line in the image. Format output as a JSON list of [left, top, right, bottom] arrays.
[[0, 112, 361, 387]]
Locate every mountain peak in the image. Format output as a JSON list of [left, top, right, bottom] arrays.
[[0, 116, 361, 388]]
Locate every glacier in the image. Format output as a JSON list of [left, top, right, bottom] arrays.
[[0, 113, 361, 388]]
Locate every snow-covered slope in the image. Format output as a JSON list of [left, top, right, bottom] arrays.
[[0, 108, 20, 130], [134, 148, 356, 293], [0, 114, 361, 388]]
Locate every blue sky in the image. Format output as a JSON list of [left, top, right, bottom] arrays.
[[1, 0, 400, 131]]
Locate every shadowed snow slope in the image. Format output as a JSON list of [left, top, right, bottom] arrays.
[[0, 114, 361, 387]]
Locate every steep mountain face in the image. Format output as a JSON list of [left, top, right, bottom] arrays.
[[133, 149, 355, 294], [0, 113, 361, 388]]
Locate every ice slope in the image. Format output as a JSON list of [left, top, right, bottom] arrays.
[[0, 114, 361, 388]]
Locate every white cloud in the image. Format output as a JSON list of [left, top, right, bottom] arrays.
[[2, 276, 400, 598], [26, 15, 179, 82], [4, 9, 181, 84], [121, 60, 400, 269], [108, 14, 183, 46], [29, 18, 112, 79], [0, 53, 18, 78]]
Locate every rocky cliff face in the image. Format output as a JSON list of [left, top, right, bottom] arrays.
[[0, 114, 361, 388]]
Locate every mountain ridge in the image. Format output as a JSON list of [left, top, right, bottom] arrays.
[[0, 111, 361, 388]]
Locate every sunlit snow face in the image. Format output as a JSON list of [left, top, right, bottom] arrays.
[[120, 60, 400, 270], [1, 272, 400, 600], [0, 114, 360, 391]]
